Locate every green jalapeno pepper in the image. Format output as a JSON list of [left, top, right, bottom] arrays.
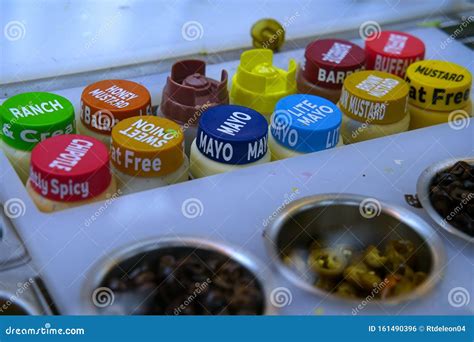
[[309, 248, 347, 278], [344, 262, 382, 291], [336, 282, 359, 298], [364, 245, 387, 269]]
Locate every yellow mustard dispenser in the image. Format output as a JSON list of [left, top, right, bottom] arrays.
[[230, 49, 297, 121], [405, 60, 472, 129]]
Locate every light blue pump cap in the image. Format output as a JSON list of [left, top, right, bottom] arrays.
[[270, 94, 342, 153]]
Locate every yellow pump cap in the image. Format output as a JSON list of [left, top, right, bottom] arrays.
[[405, 60, 471, 111], [230, 49, 297, 117], [339, 70, 409, 125]]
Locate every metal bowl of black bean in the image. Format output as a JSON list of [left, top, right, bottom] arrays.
[[417, 157, 474, 243], [82, 237, 275, 315]]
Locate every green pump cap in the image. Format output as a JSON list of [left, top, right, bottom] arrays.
[[1, 92, 76, 151]]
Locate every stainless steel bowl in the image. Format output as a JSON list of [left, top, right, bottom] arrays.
[[264, 193, 445, 305], [417, 157, 474, 243], [82, 236, 275, 315], [0, 291, 37, 315]]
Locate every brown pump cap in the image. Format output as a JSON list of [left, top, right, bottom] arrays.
[[160, 60, 229, 126]]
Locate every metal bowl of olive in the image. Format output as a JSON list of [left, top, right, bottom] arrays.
[[264, 193, 445, 305], [417, 158, 474, 243], [82, 237, 275, 315]]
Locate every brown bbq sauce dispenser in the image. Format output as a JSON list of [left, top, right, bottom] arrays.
[[159, 60, 229, 155]]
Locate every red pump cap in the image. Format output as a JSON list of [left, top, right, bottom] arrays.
[[302, 39, 366, 89], [160, 60, 229, 126], [29, 134, 112, 202], [365, 31, 425, 78]]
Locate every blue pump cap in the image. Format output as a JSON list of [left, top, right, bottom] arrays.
[[196, 105, 268, 164], [270, 94, 342, 153]]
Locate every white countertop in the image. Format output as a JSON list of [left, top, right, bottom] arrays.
[[0, 0, 466, 85]]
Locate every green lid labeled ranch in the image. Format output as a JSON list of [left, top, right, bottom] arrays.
[[1, 92, 75, 151]]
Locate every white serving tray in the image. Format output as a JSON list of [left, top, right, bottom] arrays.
[[0, 27, 473, 315]]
